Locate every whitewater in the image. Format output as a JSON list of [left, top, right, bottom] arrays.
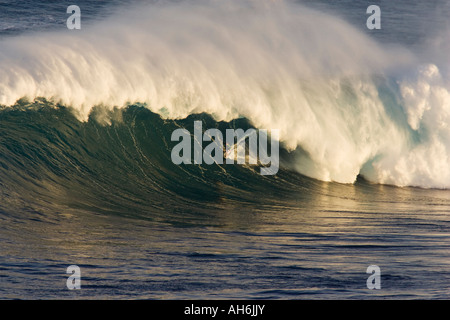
[[0, 0, 449, 188]]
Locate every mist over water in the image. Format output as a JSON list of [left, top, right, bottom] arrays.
[[0, 0, 449, 188]]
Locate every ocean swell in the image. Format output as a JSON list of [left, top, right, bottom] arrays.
[[0, 0, 449, 188]]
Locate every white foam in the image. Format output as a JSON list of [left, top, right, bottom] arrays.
[[1, 0, 448, 188]]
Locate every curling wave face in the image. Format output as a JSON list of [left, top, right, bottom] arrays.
[[0, 0, 449, 188], [0, 103, 313, 221]]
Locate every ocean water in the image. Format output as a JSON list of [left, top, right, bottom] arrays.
[[1, 0, 450, 300]]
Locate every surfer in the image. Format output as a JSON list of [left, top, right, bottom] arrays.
[[224, 142, 233, 160]]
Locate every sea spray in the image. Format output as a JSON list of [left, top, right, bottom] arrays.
[[0, 0, 449, 188]]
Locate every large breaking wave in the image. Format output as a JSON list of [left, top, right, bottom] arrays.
[[1, 0, 450, 189]]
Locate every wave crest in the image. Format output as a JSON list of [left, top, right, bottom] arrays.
[[0, 0, 449, 188]]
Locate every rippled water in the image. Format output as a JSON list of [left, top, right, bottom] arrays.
[[2, 172, 450, 299]]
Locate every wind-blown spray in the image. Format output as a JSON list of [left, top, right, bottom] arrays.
[[0, 0, 449, 188]]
